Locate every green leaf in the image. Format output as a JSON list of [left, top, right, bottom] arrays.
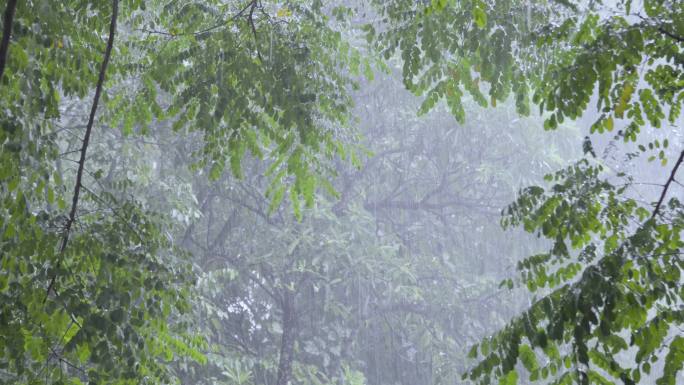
[[498, 370, 518, 385], [473, 6, 487, 28]]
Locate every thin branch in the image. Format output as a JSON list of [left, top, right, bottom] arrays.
[[46, 0, 119, 298], [79, 185, 144, 244], [635, 13, 684, 44], [48, 347, 87, 375], [248, 0, 262, 62], [652, 149, 684, 220], [657, 27, 684, 44], [137, 0, 254, 38], [0, 0, 17, 81], [364, 198, 498, 215]]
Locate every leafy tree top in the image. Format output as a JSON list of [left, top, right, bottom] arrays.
[[368, 0, 683, 139]]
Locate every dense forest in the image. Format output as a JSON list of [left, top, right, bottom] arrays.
[[0, 0, 682, 384]]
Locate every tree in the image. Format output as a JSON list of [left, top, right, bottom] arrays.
[[1, 0, 682, 384], [0, 0, 363, 383], [368, 0, 683, 383], [167, 67, 579, 385]]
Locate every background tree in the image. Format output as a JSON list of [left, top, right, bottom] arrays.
[[168, 67, 579, 385]]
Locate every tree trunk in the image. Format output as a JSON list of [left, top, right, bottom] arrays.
[[0, 0, 18, 81], [276, 289, 296, 385]]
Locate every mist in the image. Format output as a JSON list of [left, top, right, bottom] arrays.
[[1, 0, 682, 384]]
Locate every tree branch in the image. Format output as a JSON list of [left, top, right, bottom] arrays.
[[658, 27, 684, 44], [364, 198, 498, 215], [635, 14, 684, 44], [137, 0, 255, 38], [652, 149, 684, 220], [46, 0, 119, 298], [0, 0, 17, 81], [248, 0, 262, 62]]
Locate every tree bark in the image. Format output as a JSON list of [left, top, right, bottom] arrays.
[[276, 289, 296, 385], [0, 0, 18, 81]]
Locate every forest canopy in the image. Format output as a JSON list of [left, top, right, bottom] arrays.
[[0, 0, 682, 384]]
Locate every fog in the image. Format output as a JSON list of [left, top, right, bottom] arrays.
[[2, 0, 682, 384], [94, 59, 679, 385]]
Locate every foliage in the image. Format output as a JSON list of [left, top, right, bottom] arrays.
[[112, 0, 369, 213], [0, 0, 363, 383], [0, 1, 199, 382], [171, 72, 580, 385], [1, 0, 682, 384], [368, 0, 684, 384], [466, 158, 683, 385], [370, 0, 683, 138]]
